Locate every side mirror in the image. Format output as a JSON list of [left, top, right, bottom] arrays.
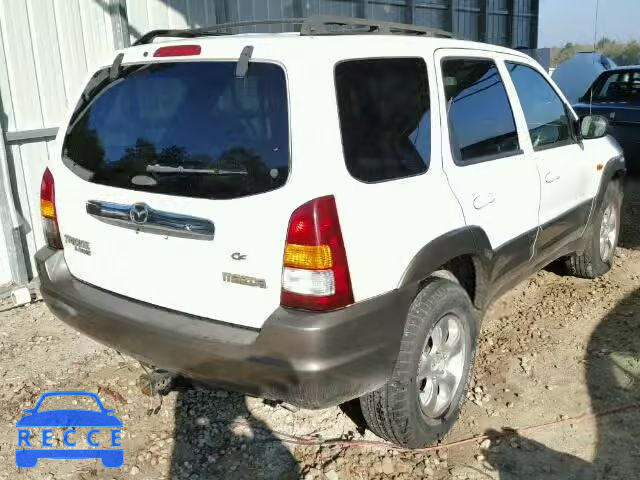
[[580, 114, 609, 139]]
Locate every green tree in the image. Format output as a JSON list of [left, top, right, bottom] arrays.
[[552, 39, 640, 67], [596, 37, 614, 49]]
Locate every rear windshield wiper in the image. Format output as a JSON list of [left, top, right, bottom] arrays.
[[146, 164, 248, 175]]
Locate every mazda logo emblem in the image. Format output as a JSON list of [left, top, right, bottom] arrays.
[[129, 203, 150, 225]]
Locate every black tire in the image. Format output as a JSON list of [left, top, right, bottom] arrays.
[[566, 180, 623, 279], [359, 278, 479, 448]]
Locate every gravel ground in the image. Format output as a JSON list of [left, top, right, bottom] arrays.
[[1, 179, 640, 480]]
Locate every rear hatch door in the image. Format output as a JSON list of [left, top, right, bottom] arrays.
[[54, 59, 291, 329]]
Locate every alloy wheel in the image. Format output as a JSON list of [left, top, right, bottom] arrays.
[[599, 203, 618, 262], [417, 314, 467, 418]]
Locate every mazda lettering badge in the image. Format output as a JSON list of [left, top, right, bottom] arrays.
[[129, 203, 150, 225]]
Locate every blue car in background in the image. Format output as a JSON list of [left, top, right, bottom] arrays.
[[574, 66, 640, 174], [15, 391, 123, 468]]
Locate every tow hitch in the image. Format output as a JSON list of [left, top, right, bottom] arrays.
[[139, 368, 179, 397]]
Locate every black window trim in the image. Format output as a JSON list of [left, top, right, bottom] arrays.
[[62, 59, 294, 201], [333, 56, 432, 185], [505, 60, 579, 153], [440, 55, 524, 167]]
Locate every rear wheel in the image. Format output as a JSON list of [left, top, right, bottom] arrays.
[[566, 181, 622, 279], [359, 278, 478, 448]]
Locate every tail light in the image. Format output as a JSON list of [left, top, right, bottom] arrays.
[[40, 168, 62, 249], [281, 196, 354, 311]]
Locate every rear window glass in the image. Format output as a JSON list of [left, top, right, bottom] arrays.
[[335, 58, 431, 182], [63, 62, 289, 199]]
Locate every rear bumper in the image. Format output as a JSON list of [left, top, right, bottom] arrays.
[[36, 248, 412, 409]]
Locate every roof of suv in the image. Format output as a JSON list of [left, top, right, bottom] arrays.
[[117, 16, 533, 66], [121, 33, 532, 64]]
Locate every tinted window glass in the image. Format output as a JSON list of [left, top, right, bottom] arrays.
[[63, 62, 289, 199], [506, 62, 573, 150], [594, 70, 640, 102], [335, 58, 430, 182], [442, 58, 519, 163]]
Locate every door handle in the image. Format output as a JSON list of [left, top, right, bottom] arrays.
[[545, 172, 561, 183], [473, 193, 496, 210]]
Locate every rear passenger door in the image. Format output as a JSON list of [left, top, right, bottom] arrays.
[[503, 59, 592, 256], [434, 49, 541, 287]]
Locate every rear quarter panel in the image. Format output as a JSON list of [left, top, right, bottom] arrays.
[[323, 53, 466, 302]]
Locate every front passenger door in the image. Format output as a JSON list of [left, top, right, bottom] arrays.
[[504, 61, 592, 257]]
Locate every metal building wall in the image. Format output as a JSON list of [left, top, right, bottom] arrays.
[[126, 0, 539, 48], [0, 0, 119, 285]]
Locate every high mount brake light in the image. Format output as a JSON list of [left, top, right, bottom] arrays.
[[40, 168, 62, 249], [281, 196, 354, 311], [153, 45, 201, 57]]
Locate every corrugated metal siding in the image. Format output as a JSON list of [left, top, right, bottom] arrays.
[[513, 0, 534, 47], [456, 0, 479, 40], [126, 0, 538, 47], [0, 0, 117, 280], [414, 1, 451, 31], [0, 0, 538, 284], [0, 235, 7, 286]]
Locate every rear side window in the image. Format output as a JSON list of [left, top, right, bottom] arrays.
[[63, 62, 289, 200], [594, 70, 640, 102], [335, 58, 430, 182], [442, 58, 520, 164], [506, 62, 573, 151]]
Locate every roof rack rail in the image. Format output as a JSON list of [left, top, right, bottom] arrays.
[[301, 15, 453, 37], [133, 15, 453, 46]]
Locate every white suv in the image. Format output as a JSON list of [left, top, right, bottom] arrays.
[[37, 17, 625, 448]]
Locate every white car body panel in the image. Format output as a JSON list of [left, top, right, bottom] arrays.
[[50, 34, 623, 330], [334, 56, 465, 299]]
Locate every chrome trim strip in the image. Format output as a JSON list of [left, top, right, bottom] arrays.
[[86, 201, 215, 240]]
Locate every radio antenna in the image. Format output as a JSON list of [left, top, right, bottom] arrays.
[[593, 0, 600, 49], [590, 0, 600, 116]]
